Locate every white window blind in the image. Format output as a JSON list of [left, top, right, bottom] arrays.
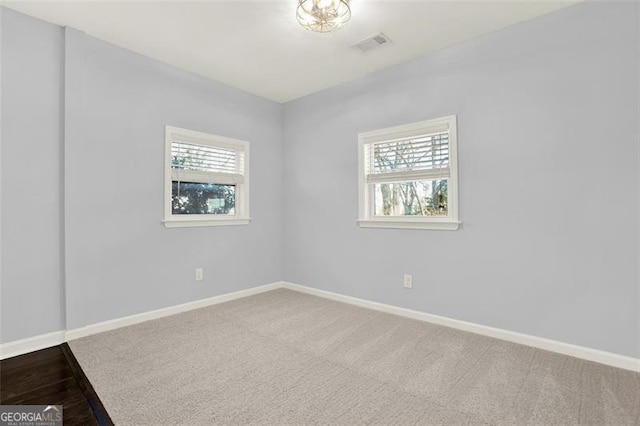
[[365, 131, 450, 184], [357, 115, 459, 230], [171, 141, 245, 185], [164, 125, 251, 227]]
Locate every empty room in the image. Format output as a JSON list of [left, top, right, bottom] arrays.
[[0, 0, 639, 424]]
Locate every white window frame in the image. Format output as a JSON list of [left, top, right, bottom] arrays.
[[357, 115, 460, 230], [163, 125, 250, 228]]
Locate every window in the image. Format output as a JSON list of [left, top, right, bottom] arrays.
[[357, 115, 459, 230], [164, 126, 250, 228]]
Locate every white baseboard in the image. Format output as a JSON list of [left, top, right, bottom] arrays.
[[280, 281, 640, 373], [65, 282, 281, 341], [0, 282, 281, 360], [0, 330, 66, 360], [3, 280, 638, 373]]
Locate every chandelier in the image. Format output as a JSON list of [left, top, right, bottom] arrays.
[[296, 0, 351, 33]]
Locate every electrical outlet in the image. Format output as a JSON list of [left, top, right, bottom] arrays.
[[195, 268, 204, 281], [403, 274, 412, 289]]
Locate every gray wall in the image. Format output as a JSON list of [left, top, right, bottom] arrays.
[[283, 2, 640, 357], [1, 8, 283, 338], [1, 3, 638, 359], [63, 29, 283, 330], [1, 10, 66, 342]]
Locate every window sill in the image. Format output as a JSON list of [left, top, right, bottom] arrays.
[[357, 219, 460, 230], [163, 218, 251, 228]]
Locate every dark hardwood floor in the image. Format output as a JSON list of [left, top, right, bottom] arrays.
[[0, 344, 113, 425]]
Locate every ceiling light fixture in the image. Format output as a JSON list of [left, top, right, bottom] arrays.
[[296, 0, 351, 33]]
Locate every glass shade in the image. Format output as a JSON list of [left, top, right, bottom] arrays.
[[296, 0, 351, 33]]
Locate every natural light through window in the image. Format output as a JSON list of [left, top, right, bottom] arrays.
[[164, 126, 250, 228], [358, 116, 459, 230]]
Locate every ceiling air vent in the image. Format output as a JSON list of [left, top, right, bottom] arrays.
[[351, 33, 392, 53]]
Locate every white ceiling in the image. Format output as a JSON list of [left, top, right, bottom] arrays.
[[2, 1, 578, 103]]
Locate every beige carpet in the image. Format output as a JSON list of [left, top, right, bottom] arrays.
[[70, 289, 640, 425]]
